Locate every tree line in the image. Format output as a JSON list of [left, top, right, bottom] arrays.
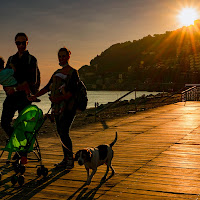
[[79, 20, 200, 91]]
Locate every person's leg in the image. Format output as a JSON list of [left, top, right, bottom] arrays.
[[1, 96, 17, 137], [55, 111, 75, 158], [1, 94, 31, 138], [55, 109, 76, 168]]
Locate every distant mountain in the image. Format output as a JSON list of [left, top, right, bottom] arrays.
[[79, 20, 200, 91]]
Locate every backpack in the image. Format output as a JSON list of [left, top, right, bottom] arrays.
[[76, 80, 88, 111], [67, 68, 88, 111]]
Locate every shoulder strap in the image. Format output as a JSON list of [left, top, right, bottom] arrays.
[[9, 56, 14, 65], [10, 56, 13, 63], [68, 68, 74, 75], [6, 56, 14, 69], [28, 54, 32, 64], [64, 68, 74, 85]]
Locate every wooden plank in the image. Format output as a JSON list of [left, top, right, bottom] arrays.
[[2, 102, 200, 199]]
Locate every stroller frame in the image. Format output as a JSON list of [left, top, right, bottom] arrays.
[[0, 105, 51, 186]]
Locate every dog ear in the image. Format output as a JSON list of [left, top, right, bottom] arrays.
[[74, 150, 80, 161], [86, 149, 92, 161]]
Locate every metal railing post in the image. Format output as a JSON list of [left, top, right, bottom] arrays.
[[135, 88, 137, 111], [181, 86, 200, 102], [95, 89, 136, 119]]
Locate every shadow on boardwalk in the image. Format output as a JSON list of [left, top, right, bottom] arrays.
[[68, 174, 114, 200], [0, 167, 70, 200]]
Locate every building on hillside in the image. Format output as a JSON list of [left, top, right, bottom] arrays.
[[118, 74, 123, 83], [128, 66, 132, 72], [189, 54, 200, 70]]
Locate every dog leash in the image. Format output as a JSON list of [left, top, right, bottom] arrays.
[[45, 106, 75, 155], [54, 130, 75, 155]]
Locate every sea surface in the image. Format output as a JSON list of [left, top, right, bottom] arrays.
[[0, 90, 158, 118]]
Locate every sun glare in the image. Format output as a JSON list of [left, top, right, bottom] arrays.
[[178, 7, 198, 26]]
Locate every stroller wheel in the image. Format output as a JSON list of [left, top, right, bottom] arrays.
[[19, 165, 26, 175], [6, 160, 10, 165], [11, 174, 18, 185], [12, 159, 18, 167], [14, 164, 20, 174], [42, 167, 48, 177], [18, 175, 25, 186], [14, 163, 21, 174], [37, 167, 42, 177]]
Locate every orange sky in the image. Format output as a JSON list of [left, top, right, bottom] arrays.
[[1, 0, 200, 87]]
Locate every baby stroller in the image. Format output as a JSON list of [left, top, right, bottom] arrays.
[[0, 104, 49, 186]]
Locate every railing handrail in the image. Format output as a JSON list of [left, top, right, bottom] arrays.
[[181, 86, 199, 101], [181, 86, 196, 94], [94, 86, 200, 121], [95, 89, 136, 115]]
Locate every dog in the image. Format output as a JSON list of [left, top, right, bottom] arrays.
[[74, 132, 117, 185]]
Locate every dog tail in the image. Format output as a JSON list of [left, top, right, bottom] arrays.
[[110, 132, 118, 147]]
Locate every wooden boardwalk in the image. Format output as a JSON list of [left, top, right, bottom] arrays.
[[2, 101, 200, 199]]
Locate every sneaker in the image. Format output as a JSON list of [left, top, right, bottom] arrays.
[[54, 158, 74, 169], [54, 159, 68, 168], [46, 113, 55, 123], [65, 157, 74, 169]]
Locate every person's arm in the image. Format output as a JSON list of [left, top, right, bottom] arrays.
[[3, 58, 17, 95], [27, 76, 52, 101], [35, 87, 49, 98], [4, 62, 32, 95], [27, 87, 49, 101], [4, 82, 28, 95], [30, 58, 38, 84], [26, 56, 40, 95], [3, 86, 17, 95]]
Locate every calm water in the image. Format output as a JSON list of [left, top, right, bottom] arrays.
[[0, 90, 158, 117]]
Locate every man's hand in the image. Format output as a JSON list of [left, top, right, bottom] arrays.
[[27, 95, 37, 102], [27, 95, 41, 102]]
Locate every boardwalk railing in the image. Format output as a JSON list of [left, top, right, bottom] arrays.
[[95, 89, 136, 119], [93, 89, 180, 122], [181, 86, 200, 101]]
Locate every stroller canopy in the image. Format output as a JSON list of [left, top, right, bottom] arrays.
[[3, 105, 44, 159]]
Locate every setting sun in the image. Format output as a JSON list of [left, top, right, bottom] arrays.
[[178, 8, 198, 26]]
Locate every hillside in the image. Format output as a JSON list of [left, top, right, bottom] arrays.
[[79, 20, 200, 91]]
